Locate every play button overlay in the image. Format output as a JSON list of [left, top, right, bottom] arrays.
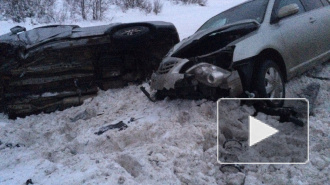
[[217, 98, 309, 164], [249, 116, 278, 147]]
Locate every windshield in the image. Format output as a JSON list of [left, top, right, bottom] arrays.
[[198, 0, 269, 31]]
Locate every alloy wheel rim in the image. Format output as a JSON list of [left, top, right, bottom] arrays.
[[264, 67, 283, 102], [121, 28, 142, 36]]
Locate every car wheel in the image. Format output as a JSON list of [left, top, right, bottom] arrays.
[[112, 26, 150, 40], [255, 59, 285, 107]]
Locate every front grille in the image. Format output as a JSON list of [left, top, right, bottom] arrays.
[[158, 61, 178, 74]]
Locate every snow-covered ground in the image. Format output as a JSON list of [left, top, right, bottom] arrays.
[[0, 0, 329, 184]]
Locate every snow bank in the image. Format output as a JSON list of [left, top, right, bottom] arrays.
[[0, 62, 329, 185]]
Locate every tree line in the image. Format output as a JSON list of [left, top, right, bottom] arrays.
[[0, 0, 206, 23]]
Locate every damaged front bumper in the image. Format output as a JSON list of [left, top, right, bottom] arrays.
[[151, 57, 189, 90], [150, 57, 243, 99], [151, 73, 185, 90]]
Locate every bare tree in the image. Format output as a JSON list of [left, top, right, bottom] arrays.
[[91, 0, 109, 20], [171, 0, 207, 6], [117, 0, 155, 14], [92, 0, 99, 20], [3, 0, 33, 22], [81, 0, 87, 20], [153, 0, 163, 15], [2, 0, 57, 23]]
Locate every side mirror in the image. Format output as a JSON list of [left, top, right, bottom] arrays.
[[278, 4, 300, 19], [10, 26, 26, 34]]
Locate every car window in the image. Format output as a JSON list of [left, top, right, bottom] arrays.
[[320, 0, 330, 5], [277, 0, 306, 15], [301, 0, 324, 10], [197, 0, 269, 31]]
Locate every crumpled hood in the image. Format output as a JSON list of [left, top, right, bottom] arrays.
[[169, 19, 260, 57]]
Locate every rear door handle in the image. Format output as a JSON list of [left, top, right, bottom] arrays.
[[309, 17, 316, 23]]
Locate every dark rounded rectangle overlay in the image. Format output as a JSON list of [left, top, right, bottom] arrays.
[[217, 98, 309, 165]]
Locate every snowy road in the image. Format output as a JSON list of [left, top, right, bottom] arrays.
[[0, 0, 329, 184], [0, 63, 328, 185]]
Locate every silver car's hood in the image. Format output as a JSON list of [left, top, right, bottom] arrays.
[[168, 19, 260, 57]]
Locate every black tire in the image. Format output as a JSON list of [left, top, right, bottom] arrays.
[[112, 26, 150, 41], [255, 59, 285, 107]]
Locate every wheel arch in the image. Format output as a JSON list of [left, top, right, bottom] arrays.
[[255, 48, 287, 82]]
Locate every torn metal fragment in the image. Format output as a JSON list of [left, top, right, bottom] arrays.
[[94, 121, 128, 135]]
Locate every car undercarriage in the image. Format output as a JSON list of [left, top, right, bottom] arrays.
[[0, 22, 179, 118]]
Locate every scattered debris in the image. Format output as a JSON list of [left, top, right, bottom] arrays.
[[252, 101, 305, 127], [94, 121, 128, 135], [245, 91, 256, 98], [140, 86, 156, 102], [25, 179, 33, 185], [1, 143, 25, 149], [128, 117, 141, 123], [220, 164, 243, 173], [94, 117, 142, 135], [118, 176, 126, 184], [15, 143, 25, 147]]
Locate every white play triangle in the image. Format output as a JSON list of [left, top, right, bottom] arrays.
[[249, 116, 279, 147]]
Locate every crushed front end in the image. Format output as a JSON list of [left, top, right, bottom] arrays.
[[150, 55, 243, 100], [149, 20, 260, 100]]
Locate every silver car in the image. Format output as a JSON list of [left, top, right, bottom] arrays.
[[150, 0, 330, 106]]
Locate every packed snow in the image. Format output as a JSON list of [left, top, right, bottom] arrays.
[[0, 0, 329, 185]]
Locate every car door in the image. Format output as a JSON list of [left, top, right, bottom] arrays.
[[272, 0, 316, 75], [300, 0, 330, 60]]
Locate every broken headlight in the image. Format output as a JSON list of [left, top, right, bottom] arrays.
[[186, 63, 231, 87]]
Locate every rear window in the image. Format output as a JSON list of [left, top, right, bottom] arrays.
[[301, 0, 324, 10]]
